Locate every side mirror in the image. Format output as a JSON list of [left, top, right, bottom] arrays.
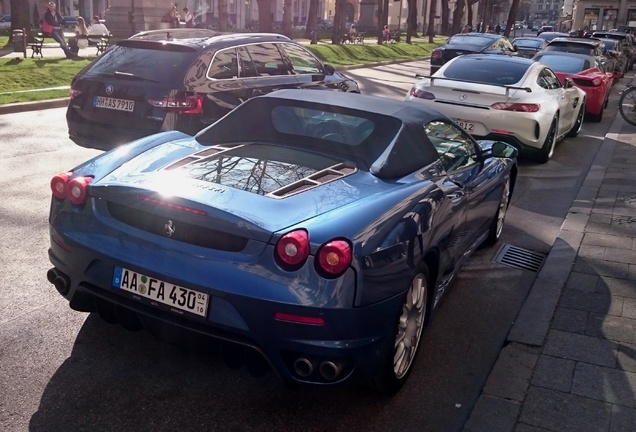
[[564, 77, 574, 89], [491, 141, 518, 159], [477, 140, 518, 159], [324, 64, 335, 75]]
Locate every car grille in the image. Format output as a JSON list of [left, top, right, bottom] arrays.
[[107, 202, 248, 252]]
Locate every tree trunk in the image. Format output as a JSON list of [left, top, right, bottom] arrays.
[[9, 0, 32, 42], [304, 0, 319, 42], [218, 0, 229, 31], [331, 0, 346, 44], [427, 0, 437, 42], [256, 0, 273, 32], [440, 0, 450, 35], [451, 0, 465, 35], [282, 0, 292, 37], [377, 0, 386, 44], [406, 0, 417, 43], [503, 0, 520, 37]]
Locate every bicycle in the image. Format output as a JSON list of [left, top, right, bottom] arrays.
[[618, 83, 636, 125]]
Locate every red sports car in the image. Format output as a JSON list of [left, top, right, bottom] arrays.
[[533, 51, 613, 122]]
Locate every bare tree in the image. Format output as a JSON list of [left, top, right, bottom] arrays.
[[377, 0, 389, 44], [256, 0, 273, 32]]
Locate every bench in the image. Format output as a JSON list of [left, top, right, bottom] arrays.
[[27, 32, 111, 58], [340, 32, 365, 44]]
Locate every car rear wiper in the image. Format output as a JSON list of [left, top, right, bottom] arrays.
[[111, 71, 160, 83]]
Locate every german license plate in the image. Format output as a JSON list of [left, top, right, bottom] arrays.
[[112, 267, 209, 317], [455, 120, 475, 132], [94, 96, 134, 112]]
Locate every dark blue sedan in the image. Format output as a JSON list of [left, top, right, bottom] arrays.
[[47, 90, 518, 393]]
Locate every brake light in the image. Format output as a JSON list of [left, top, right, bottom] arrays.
[[491, 102, 540, 112], [431, 50, 442, 59], [276, 230, 310, 268], [51, 172, 92, 205], [69, 86, 81, 99], [50, 172, 72, 199], [274, 312, 325, 325], [147, 95, 204, 114], [409, 87, 436, 99], [67, 176, 92, 205], [316, 239, 352, 277]]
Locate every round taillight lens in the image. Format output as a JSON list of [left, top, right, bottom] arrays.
[[66, 176, 92, 205], [317, 240, 352, 276], [50, 172, 71, 199], [276, 230, 310, 267]]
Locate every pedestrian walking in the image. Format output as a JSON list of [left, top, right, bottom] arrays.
[[183, 7, 194, 28]]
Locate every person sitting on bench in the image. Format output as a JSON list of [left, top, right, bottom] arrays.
[[68, 16, 89, 54], [42, 1, 76, 58], [87, 15, 109, 41]]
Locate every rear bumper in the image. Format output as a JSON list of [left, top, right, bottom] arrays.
[[47, 223, 401, 386], [67, 118, 155, 150]]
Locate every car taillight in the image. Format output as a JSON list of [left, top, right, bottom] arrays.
[[50, 172, 92, 205], [491, 102, 540, 112], [50, 172, 71, 199], [316, 239, 351, 277], [69, 86, 81, 99], [276, 229, 310, 268], [409, 87, 436, 99], [573, 77, 601, 87], [147, 95, 204, 114], [431, 50, 442, 59]]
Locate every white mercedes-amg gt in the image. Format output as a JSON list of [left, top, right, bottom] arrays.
[[405, 54, 587, 163]]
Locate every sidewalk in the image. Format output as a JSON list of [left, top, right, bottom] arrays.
[[464, 112, 636, 431]]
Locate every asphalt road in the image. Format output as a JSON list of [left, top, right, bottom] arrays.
[[0, 60, 622, 432]]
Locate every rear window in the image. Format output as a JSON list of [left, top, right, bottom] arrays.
[[81, 45, 197, 83], [535, 54, 589, 73], [443, 57, 529, 85], [514, 39, 543, 48], [271, 106, 374, 146], [545, 43, 593, 54], [446, 35, 494, 47]]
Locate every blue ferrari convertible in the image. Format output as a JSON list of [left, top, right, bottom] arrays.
[[47, 90, 518, 393]]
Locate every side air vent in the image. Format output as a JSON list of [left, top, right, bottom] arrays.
[[164, 145, 243, 170], [268, 163, 357, 198], [494, 244, 547, 273]]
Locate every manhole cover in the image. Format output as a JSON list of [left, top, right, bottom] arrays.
[[494, 244, 547, 272]]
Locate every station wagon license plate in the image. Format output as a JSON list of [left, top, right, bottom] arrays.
[[112, 267, 209, 317], [94, 96, 134, 112], [455, 120, 475, 132]]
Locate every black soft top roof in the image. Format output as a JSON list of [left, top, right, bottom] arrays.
[[196, 90, 445, 179]]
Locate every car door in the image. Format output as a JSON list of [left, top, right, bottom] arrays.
[[422, 121, 483, 281], [537, 67, 578, 135]]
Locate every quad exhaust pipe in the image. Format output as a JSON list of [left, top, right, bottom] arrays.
[[293, 357, 315, 377], [319, 360, 343, 381], [47, 268, 70, 296]]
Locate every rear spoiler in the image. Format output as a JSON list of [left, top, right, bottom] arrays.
[[414, 74, 532, 95]]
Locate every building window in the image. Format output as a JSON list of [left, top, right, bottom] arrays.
[[584, 8, 599, 31]]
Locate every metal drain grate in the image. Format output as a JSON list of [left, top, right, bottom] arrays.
[[494, 244, 547, 272]]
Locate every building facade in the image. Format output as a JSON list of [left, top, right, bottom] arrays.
[[572, 0, 636, 31]]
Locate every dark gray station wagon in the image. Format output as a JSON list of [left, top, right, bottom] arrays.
[[67, 29, 360, 150]]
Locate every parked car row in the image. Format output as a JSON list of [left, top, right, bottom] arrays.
[[416, 30, 636, 162]]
